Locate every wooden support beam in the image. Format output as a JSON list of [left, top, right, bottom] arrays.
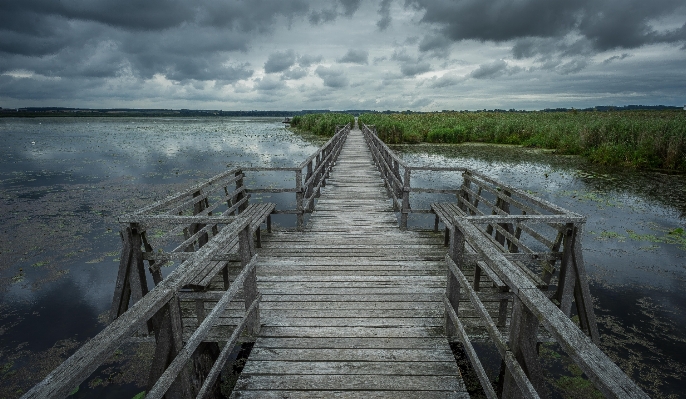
[[445, 226, 464, 340], [500, 296, 549, 399], [110, 226, 149, 322]]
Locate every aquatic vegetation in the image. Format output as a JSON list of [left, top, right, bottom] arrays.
[[359, 111, 686, 170], [592, 225, 686, 251], [289, 113, 354, 136]]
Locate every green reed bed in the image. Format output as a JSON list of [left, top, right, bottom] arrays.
[[290, 113, 355, 137], [359, 111, 686, 170]]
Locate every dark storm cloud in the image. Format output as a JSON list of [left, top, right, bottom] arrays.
[[265, 50, 298, 73], [392, 49, 432, 76], [428, 73, 463, 88], [419, 34, 451, 53], [338, 49, 369, 64], [298, 54, 324, 67], [0, 0, 318, 85], [281, 67, 309, 80], [603, 53, 632, 64], [308, 0, 362, 25], [470, 60, 522, 79], [401, 62, 432, 76], [255, 76, 286, 91], [308, 8, 339, 25], [408, 0, 686, 54], [377, 0, 393, 31], [315, 66, 349, 88], [339, 0, 362, 16]]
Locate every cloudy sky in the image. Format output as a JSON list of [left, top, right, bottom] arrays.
[[1, 0, 685, 111]]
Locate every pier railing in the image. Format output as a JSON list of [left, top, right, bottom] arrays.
[[361, 122, 648, 398], [245, 122, 350, 230], [22, 217, 260, 399]]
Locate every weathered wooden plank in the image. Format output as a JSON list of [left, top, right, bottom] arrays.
[[248, 347, 455, 362], [231, 391, 468, 399], [260, 294, 443, 302], [233, 374, 466, 392], [254, 337, 450, 349], [257, 317, 444, 328], [241, 360, 459, 375]]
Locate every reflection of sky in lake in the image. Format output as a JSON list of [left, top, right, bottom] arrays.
[[0, 117, 318, 186], [0, 117, 322, 397], [395, 143, 686, 398]]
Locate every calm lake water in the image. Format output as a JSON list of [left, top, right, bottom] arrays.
[[0, 117, 684, 398]]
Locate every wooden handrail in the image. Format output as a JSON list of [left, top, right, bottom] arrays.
[[447, 217, 648, 399], [21, 217, 258, 399]]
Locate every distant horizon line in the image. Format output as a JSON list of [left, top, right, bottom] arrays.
[[1, 104, 684, 114]]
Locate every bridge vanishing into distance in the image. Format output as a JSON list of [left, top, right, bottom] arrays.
[[23, 121, 648, 398]]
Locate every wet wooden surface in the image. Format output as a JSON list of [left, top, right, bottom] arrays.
[[230, 127, 469, 398]]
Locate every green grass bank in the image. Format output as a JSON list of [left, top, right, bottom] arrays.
[[358, 111, 686, 170], [289, 113, 355, 136]]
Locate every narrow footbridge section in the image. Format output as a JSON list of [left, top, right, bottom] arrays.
[[23, 122, 648, 399], [232, 127, 467, 397]]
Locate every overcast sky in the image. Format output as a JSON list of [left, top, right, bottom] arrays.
[[1, 0, 685, 111]]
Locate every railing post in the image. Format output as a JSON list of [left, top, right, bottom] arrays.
[[147, 294, 191, 399], [110, 224, 149, 322], [556, 223, 600, 343], [500, 297, 548, 399], [315, 152, 323, 197], [556, 223, 576, 315], [295, 170, 304, 230], [306, 160, 315, 211], [400, 168, 411, 229], [239, 224, 260, 337], [458, 171, 472, 213], [321, 146, 329, 188], [141, 231, 163, 286], [234, 169, 247, 213], [445, 223, 465, 339], [191, 190, 209, 248]]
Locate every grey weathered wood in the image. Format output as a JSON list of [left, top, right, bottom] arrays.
[[197, 295, 261, 399], [21, 217, 253, 399], [556, 223, 577, 316], [453, 217, 648, 399], [446, 257, 541, 399], [131, 168, 242, 215], [232, 125, 468, 398], [570, 224, 600, 343], [444, 297, 498, 399], [110, 227, 134, 322], [501, 296, 548, 399], [145, 255, 259, 399]]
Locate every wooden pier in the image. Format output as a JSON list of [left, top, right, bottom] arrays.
[[23, 122, 649, 399], [232, 126, 467, 397]]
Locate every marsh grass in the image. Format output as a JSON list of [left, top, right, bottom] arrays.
[[289, 113, 355, 136], [359, 111, 686, 170]]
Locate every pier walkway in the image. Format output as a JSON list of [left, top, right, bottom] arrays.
[[233, 127, 468, 397], [23, 121, 648, 399]]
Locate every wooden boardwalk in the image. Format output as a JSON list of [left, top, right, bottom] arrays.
[[23, 122, 649, 399], [231, 127, 469, 397]]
